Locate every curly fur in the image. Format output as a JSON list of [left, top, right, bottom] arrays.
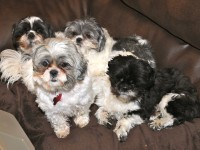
[[63, 18, 157, 141], [106, 55, 200, 140], [0, 38, 95, 138]]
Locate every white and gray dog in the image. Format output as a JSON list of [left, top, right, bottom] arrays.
[[0, 38, 94, 138], [63, 18, 156, 141]]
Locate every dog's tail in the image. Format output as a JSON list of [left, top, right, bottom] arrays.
[[0, 49, 23, 84]]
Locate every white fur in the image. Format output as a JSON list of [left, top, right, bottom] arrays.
[[22, 39, 95, 138], [135, 35, 148, 45], [23, 16, 42, 28], [78, 28, 143, 141], [114, 115, 144, 141], [149, 93, 181, 130], [0, 38, 95, 138], [34, 75, 94, 138], [0, 49, 22, 84]]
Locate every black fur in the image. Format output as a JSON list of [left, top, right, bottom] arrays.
[[12, 16, 54, 50], [107, 55, 200, 128], [108, 55, 154, 99], [112, 35, 156, 69]]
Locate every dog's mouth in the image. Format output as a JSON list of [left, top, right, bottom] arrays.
[[51, 78, 58, 82], [28, 39, 41, 46]]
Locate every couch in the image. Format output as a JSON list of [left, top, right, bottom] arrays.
[[1, 0, 200, 149]]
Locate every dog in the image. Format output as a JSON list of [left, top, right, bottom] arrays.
[[1, 38, 94, 138], [105, 55, 200, 141], [12, 16, 54, 54], [0, 16, 55, 84], [63, 18, 156, 141]]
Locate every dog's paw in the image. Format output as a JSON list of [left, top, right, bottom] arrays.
[[95, 108, 110, 127], [114, 125, 128, 142], [148, 116, 174, 131], [74, 115, 89, 128], [54, 126, 70, 138], [114, 119, 130, 142], [105, 116, 117, 129]]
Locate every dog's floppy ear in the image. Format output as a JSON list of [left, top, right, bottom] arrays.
[[137, 59, 155, 89], [76, 58, 88, 81], [86, 17, 106, 52], [12, 23, 18, 49], [46, 23, 55, 38], [97, 27, 106, 52]]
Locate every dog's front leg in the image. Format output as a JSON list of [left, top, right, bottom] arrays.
[[95, 107, 113, 127], [114, 114, 144, 142], [74, 109, 90, 128], [46, 113, 70, 138]]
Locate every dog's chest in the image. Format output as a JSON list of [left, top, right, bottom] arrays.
[[86, 50, 110, 76], [35, 76, 93, 112], [105, 95, 141, 114]]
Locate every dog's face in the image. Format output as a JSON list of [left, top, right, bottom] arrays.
[[107, 55, 154, 102], [32, 38, 87, 92], [12, 16, 54, 53], [64, 18, 105, 52]]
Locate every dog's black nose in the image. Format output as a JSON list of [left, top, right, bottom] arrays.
[[27, 32, 35, 39], [76, 37, 82, 43], [50, 69, 58, 78]]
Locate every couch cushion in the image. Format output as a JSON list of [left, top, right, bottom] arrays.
[[122, 0, 200, 49]]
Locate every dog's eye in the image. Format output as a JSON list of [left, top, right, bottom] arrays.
[[60, 62, 71, 68], [36, 28, 42, 33], [85, 33, 91, 39], [71, 31, 78, 36], [41, 60, 49, 67]]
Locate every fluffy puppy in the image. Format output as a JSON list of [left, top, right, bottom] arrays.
[[12, 16, 54, 54], [106, 55, 200, 141], [1, 38, 94, 138]]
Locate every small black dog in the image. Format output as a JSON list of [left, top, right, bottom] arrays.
[[12, 16, 54, 54], [107, 55, 200, 131]]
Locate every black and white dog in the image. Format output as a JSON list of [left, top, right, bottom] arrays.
[[0, 16, 55, 83], [12, 16, 54, 54], [106, 55, 200, 140]]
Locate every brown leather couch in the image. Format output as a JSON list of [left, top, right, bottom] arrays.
[[1, 0, 200, 149]]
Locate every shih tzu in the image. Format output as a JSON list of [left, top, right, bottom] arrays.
[[105, 55, 200, 141], [1, 38, 94, 138], [0, 16, 54, 84], [12, 16, 54, 54]]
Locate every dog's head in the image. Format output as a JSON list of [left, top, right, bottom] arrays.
[[12, 16, 54, 54], [107, 55, 155, 102], [64, 18, 106, 52], [32, 38, 87, 92]]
